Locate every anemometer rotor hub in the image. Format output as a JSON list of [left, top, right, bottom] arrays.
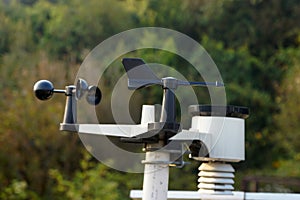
[[162, 77, 178, 89], [65, 85, 75, 96]]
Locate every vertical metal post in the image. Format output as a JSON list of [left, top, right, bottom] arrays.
[[160, 88, 176, 123], [141, 105, 170, 200], [142, 146, 170, 200], [160, 78, 177, 123], [62, 85, 76, 124]]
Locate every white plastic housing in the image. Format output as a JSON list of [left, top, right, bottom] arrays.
[[190, 116, 245, 162]]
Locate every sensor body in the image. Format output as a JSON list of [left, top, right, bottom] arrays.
[[191, 116, 244, 162]]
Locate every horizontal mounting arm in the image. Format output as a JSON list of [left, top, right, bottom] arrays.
[[60, 123, 149, 138]]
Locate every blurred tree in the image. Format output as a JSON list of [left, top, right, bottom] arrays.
[[0, 12, 12, 56], [246, 47, 300, 179], [0, 179, 39, 200], [0, 78, 84, 198], [50, 151, 143, 200], [200, 0, 300, 58], [0, 2, 83, 197], [37, 0, 135, 61], [274, 47, 300, 156]]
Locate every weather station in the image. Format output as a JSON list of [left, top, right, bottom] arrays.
[[34, 58, 300, 200]]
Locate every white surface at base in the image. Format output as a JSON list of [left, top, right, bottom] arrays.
[[130, 190, 300, 200], [131, 190, 243, 200], [245, 192, 300, 200]]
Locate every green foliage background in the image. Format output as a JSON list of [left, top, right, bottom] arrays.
[[0, 0, 299, 199]]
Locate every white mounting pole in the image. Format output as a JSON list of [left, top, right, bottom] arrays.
[[140, 105, 171, 200], [142, 147, 170, 200]]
